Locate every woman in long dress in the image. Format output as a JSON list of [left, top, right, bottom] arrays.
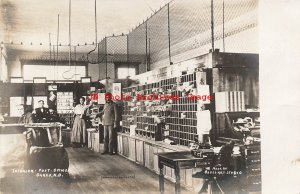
[[71, 97, 91, 147]]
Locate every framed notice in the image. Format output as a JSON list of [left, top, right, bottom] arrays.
[[112, 83, 121, 99]]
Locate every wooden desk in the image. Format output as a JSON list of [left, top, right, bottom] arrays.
[[155, 151, 212, 194]]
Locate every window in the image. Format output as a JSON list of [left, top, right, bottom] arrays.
[[117, 67, 136, 79], [23, 65, 86, 82]]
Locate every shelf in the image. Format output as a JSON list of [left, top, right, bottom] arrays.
[[121, 72, 197, 146]]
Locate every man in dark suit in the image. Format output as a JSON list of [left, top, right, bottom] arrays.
[[95, 93, 119, 155], [34, 100, 50, 123]]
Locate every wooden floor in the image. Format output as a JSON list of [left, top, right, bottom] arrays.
[[0, 136, 191, 194]]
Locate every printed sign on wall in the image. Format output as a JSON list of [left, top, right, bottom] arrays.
[[112, 83, 121, 99]]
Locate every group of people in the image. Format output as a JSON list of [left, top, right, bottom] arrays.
[[17, 93, 120, 155], [71, 93, 119, 155], [18, 100, 58, 124]]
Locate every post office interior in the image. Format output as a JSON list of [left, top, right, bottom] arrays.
[[0, 0, 260, 193]]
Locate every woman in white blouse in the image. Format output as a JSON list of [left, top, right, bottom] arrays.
[[71, 97, 92, 147]]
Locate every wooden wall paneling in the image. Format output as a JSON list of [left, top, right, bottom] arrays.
[[237, 69, 244, 92], [227, 70, 238, 91], [235, 70, 240, 91], [212, 68, 220, 93], [128, 138, 136, 161], [180, 169, 186, 185], [153, 146, 163, 174], [122, 135, 129, 157], [117, 135, 123, 155], [220, 69, 225, 92], [88, 131, 93, 148], [135, 140, 144, 165], [148, 144, 154, 171], [93, 132, 100, 152], [144, 143, 150, 169], [241, 70, 250, 107], [185, 169, 194, 189], [163, 148, 175, 182], [142, 143, 155, 171], [92, 132, 96, 152], [252, 70, 259, 107]]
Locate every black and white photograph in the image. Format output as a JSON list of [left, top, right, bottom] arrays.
[[0, 0, 300, 193]]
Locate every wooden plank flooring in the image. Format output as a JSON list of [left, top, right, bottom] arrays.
[[0, 137, 191, 194]]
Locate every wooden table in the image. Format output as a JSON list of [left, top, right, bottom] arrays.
[[155, 151, 212, 194], [24, 123, 65, 145]]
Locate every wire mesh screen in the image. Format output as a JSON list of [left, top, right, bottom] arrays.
[[106, 36, 128, 78], [106, 35, 127, 62], [147, 6, 169, 65], [169, 0, 212, 60], [100, 0, 258, 72], [98, 39, 107, 64], [97, 38, 107, 78], [128, 23, 147, 64], [213, 0, 258, 52]]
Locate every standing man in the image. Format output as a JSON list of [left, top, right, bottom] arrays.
[[96, 92, 119, 155], [33, 100, 50, 123]]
